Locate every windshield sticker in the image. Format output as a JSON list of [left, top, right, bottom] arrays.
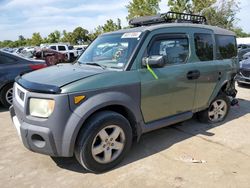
[[121, 32, 141, 39]]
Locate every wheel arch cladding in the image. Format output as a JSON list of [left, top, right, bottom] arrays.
[[62, 89, 143, 156], [208, 78, 232, 106]]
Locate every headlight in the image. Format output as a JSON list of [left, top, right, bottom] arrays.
[[29, 98, 55, 118]]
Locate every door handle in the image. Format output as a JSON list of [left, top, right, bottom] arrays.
[[187, 70, 200, 80], [218, 71, 222, 80]]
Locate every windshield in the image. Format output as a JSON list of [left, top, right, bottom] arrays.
[[78, 32, 142, 69]]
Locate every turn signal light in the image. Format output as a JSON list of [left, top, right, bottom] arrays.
[[74, 96, 86, 104]]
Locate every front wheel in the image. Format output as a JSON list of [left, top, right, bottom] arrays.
[[198, 94, 230, 123], [74, 111, 132, 173], [0, 84, 13, 108]]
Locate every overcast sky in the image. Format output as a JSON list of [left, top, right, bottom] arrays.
[[0, 0, 249, 41]]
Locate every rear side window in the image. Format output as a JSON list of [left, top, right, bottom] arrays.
[[58, 46, 66, 51], [194, 33, 214, 61], [0, 54, 16, 64], [215, 35, 237, 59]]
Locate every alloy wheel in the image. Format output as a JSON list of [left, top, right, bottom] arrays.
[[5, 88, 13, 105], [91, 125, 125, 164], [208, 99, 227, 122]]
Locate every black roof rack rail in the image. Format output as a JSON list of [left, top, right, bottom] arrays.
[[129, 11, 207, 27]]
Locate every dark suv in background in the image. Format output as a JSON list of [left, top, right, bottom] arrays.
[[0, 51, 47, 107]]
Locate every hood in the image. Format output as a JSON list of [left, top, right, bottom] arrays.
[[17, 64, 106, 93]]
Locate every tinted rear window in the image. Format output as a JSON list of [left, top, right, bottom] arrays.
[[58, 46, 66, 51], [194, 33, 214, 61], [215, 35, 237, 59]]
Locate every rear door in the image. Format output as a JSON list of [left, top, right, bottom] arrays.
[[193, 32, 220, 109]]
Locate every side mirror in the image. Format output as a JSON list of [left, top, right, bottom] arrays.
[[142, 55, 167, 68]]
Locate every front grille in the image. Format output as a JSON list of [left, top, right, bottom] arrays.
[[14, 83, 28, 107], [17, 88, 25, 101], [240, 69, 250, 77]]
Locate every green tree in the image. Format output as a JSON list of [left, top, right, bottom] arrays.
[[168, 0, 192, 13], [0, 40, 13, 48], [88, 19, 122, 41], [126, 0, 160, 20], [167, 0, 239, 30], [18, 35, 25, 41], [232, 28, 250, 37], [89, 26, 103, 41], [31, 32, 43, 46], [102, 19, 121, 33], [47, 30, 61, 43], [61, 30, 71, 43], [17, 35, 26, 47], [201, 0, 239, 29], [71, 27, 89, 44], [192, 0, 216, 13]]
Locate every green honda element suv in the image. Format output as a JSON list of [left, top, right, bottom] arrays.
[[10, 12, 239, 173]]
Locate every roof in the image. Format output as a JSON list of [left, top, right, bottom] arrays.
[[103, 23, 235, 36]]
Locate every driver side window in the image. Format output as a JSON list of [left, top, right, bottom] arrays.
[[148, 35, 189, 65]]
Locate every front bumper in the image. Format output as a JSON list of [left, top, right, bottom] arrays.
[[235, 74, 250, 84], [10, 83, 83, 157], [10, 105, 58, 156]]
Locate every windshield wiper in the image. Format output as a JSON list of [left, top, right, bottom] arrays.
[[85, 62, 106, 70]]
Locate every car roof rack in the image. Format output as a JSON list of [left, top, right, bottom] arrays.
[[129, 11, 207, 27]]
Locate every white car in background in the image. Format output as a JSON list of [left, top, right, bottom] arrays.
[[48, 44, 78, 62]]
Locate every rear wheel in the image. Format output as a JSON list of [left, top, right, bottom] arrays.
[[0, 84, 13, 108], [198, 94, 230, 123], [74, 111, 132, 173]]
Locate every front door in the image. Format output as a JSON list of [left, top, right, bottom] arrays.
[[140, 34, 197, 123]]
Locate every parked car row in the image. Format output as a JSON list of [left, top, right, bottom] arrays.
[[238, 44, 250, 61], [47, 44, 78, 62], [236, 58, 250, 85], [0, 43, 89, 107], [33, 48, 67, 65], [1, 43, 88, 63], [235, 44, 250, 85]]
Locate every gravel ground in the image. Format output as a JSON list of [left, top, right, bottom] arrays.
[[0, 85, 250, 188]]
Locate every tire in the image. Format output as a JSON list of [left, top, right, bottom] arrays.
[[74, 111, 133, 173], [69, 53, 75, 62], [0, 83, 14, 108], [198, 94, 230, 123], [65, 54, 69, 61]]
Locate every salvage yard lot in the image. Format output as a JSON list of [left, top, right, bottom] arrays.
[[0, 85, 250, 188]]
